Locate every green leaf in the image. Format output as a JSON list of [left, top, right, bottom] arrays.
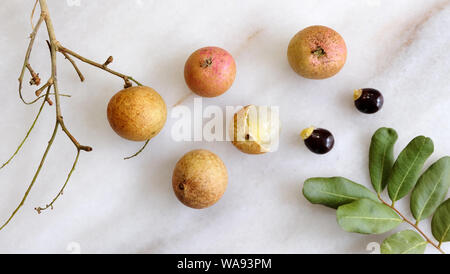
[[369, 128, 398, 194], [431, 199, 450, 245], [337, 199, 402, 234], [411, 157, 450, 222], [387, 136, 434, 202], [381, 230, 427, 254], [303, 177, 378, 209]]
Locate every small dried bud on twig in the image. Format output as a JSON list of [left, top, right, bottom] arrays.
[[103, 56, 113, 67], [29, 73, 41, 86], [35, 88, 44, 97], [26, 63, 41, 86]]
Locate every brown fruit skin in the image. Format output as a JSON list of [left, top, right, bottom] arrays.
[[107, 86, 167, 141], [231, 106, 266, 155], [184, 46, 236, 97], [172, 149, 228, 209], [287, 25, 347, 79]]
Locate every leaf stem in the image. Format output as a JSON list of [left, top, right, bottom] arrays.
[[0, 88, 48, 170], [124, 140, 150, 160], [35, 149, 81, 213], [0, 120, 59, 231], [28, 92, 71, 105], [378, 195, 445, 254]]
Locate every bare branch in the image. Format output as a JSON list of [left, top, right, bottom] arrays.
[[56, 43, 143, 88], [60, 51, 85, 82], [18, 14, 44, 104], [39, 0, 92, 153], [57, 116, 93, 152], [28, 92, 71, 105], [30, 0, 39, 29], [35, 149, 81, 213], [0, 120, 59, 231], [1, 0, 145, 231], [0, 87, 49, 170]]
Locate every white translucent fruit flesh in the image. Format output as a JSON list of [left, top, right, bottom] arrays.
[[230, 105, 280, 154]]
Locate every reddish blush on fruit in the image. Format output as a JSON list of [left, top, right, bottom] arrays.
[[287, 25, 347, 79], [184, 46, 236, 97]]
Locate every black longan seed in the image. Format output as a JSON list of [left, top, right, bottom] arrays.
[[301, 127, 335, 154], [354, 88, 384, 114]]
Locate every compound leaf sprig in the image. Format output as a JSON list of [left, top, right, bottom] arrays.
[[303, 127, 450, 254]]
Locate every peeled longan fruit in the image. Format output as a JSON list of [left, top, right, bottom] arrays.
[[172, 149, 228, 209], [230, 105, 280, 154], [107, 86, 167, 141]]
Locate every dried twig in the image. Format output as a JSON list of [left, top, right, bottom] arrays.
[[56, 43, 143, 88], [0, 86, 50, 171], [0, 0, 144, 231], [35, 149, 81, 214], [18, 13, 44, 105], [0, 88, 56, 231], [61, 51, 85, 82]]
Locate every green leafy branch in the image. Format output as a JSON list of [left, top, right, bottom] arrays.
[[303, 127, 450, 254]]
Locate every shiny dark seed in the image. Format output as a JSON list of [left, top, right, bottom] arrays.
[[354, 88, 384, 114], [302, 127, 335, 154]]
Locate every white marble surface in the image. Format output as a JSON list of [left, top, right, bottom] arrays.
[[0, 0, 449, 254]]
